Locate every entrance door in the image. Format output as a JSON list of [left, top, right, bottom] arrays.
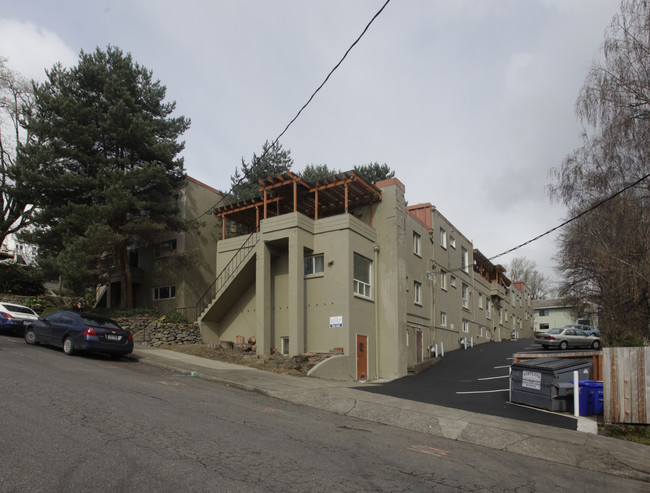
[[416, 331, 423, 364], [356, 335, 368, 382]]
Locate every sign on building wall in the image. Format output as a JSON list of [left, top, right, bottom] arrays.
[[329, 316, 343, 328]]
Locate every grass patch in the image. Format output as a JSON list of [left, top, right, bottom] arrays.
[[599, 424, 650, 445]]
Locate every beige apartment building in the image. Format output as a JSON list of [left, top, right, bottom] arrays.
[[98, 176, 223, 314], [198, 171, 534, 381]]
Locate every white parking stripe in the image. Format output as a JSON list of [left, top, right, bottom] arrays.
[[494, 365, 510, 369], [456, 389, 510, 394], [477, 375, 510, 381]]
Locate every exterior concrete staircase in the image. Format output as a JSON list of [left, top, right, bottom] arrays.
[[195, 232, 259, 323]]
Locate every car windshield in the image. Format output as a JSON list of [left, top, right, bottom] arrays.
[[80, 316, 121, 330], [547, 328, 562, 334]]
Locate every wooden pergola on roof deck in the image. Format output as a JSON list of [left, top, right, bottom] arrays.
[[213, 170, 383, 239], [473, 249, 511, 288]]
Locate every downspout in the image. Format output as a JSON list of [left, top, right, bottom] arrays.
[[374, 244, 380, 380]]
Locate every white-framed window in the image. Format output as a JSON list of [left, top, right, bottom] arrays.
[[450, 275, 456, 288], [413, 232, 421, 256], [479, 326, 484, 337], [461, 246, 468, 273], [353, 253, 372, 298], [486, 300, 491, 319], [440, 228, 447, 249], [414, 281, 422, 305], [478, 293, 484, 309], [154, 239, 177, 258], [505, 310, 508, 322], [462, 320, 469, 332], [499, 309, 503, 324], [450, 236, 456, 249], [281, 337, 289, 356], [440, 311, 447, 326], [462, 283, 469, 308], [304, 254, 324, 276], [153, 285, 176, 300], [440, 270, 447, 290]]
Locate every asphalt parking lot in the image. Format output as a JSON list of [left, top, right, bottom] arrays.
[[359, 338, 580, 430]]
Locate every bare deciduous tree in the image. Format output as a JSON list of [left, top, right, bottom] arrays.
[[506, 256, 552, 300], [549, 0, 650, 345], [0, 57, 34, 247]]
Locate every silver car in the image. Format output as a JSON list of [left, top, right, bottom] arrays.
[[534, 327, 602, 350]]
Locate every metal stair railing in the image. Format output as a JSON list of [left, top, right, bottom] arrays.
[[194, 232, 258, 321]]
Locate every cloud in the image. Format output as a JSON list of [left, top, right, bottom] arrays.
[[0, 18, 77, 80]]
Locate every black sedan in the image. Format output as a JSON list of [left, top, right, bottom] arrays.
[[24, 311, 133, 359]]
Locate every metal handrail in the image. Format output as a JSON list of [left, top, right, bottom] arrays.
[[194, 232, 258, 320]]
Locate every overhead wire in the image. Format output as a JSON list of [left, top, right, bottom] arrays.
[[193, 0, 392, 221], [487, 171, 650, 262]]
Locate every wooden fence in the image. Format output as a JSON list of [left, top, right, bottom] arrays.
[[602, 347, 649, 424]]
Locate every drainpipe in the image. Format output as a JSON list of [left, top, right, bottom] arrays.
[[374, 244, 380, 380]]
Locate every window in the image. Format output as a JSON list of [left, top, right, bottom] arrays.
[[353, 253, 372, 298], [450, 275, 456, 288], [440, 270, 447, 290], [462, 283, 469, 308], [440, 311, 447, 326], [281, 337, 289, 356], [153, 285, 176, 300], [450, 236, 456, 249], [539, 309, 549, 317], [461, 246, 468, 273], [413, 232, 421, 256], [304, 254, 324, 276], [462, 320, 469, 332], [486, 301, 491, 319], [440, 228, 447, 249], [478, 293, 484, 309], [414, 281, 422, 305], [154, 239, 177, 258]]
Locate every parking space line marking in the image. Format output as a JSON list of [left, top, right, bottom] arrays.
[[477, 375, 509, 381], [494, 365, 510, 369], [407, 445, 450, 457], [456, 389, 509, 394]]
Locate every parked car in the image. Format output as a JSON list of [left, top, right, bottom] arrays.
[[0, 302, 39, 335], [24, 311, 133, 359], [534, 326, 602, 350], [562, 324, 600, 337]]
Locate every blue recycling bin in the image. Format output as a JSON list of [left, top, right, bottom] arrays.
[[578, 381, 604, 416]]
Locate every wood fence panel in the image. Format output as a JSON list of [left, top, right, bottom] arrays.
[[603, 347, 649, 424]]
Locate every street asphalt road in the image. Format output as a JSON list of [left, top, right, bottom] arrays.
[[359, 338, 580, 430]]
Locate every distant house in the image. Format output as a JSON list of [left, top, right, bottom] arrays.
[[0, 233, 38, 266], [197, 171, 534, 381], [97, 176, 223, 316], [533, 298, 597, 332]]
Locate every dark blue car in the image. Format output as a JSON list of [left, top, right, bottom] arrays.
[[24, 311, 133, 359]]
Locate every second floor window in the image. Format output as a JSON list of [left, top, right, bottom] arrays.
[[353, 253, 372, 298], [462, 283, 469, 308], [461, 246, 468, 272], [304, 254, 324, 276], [155, 239, 177, 258], [414, 281, 422, 305]]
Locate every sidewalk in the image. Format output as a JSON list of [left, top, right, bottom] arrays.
[[132, 344, 650, 483]]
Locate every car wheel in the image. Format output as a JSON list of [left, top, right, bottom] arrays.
[[559, 341, 568, 350], [592, 340, 602, 350], [24, 327, 38, 345], [63, 336, 75, 355]]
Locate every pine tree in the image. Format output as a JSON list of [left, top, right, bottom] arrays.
[[230, 140, 293, 201], [17, 46, 190, 306]]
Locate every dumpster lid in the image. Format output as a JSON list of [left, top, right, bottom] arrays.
[[512, 357, 591, 372]]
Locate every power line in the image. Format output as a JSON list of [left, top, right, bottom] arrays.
[[194, 0, 392, 221], [488, 172, 650, 262]]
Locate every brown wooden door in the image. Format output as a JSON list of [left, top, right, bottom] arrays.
[[356, 335, 368, 382]]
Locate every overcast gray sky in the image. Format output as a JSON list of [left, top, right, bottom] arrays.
[[0, 1, 622, 286]]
